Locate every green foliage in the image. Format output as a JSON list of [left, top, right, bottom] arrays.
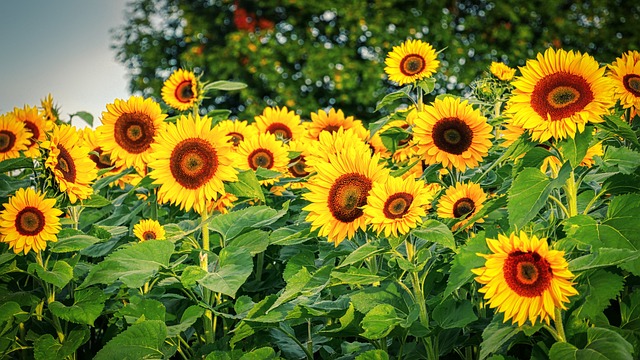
[[549, 327, 635, 360]]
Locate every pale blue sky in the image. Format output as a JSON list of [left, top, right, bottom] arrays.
[[0, 0, 130, 127]]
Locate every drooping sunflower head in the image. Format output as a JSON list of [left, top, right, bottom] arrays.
[[305, 127, 372, 171], [607, 50, 640, 112], [303, 146, 390, 246], [42, 124, 97, 204], [254, 106, 305, 141], [307, 108, 368, 140], [236, 132, 290, 185], [437, 182, 486, 231], [97, 96, 167, 173], [0, 187, 63, 254], [133, 219, 166, 241], [161, 69, 201, 111], [473, 231, 578, 326], [509, 48, 614, 142], [384, 39, 440, 86], [12, 105, 53, 158], [0, 113, 31, 161], [40, 93, 59, 122], [363, 175, 433, 237], [148, 113, 238, 214], [213, 119, 259, 149], [490, 62, 517, 81], [413, 96, 494, 171]]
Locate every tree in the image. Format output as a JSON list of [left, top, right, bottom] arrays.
[[112, 0, 640, 121]]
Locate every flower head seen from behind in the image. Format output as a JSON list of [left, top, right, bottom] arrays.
[[0, 188, 63, 254], [148, 113, 238, 214], [509, 48, 613, 142], [385, 39, 440, 86], [437, 182, 486, 231], [0, 113, 30, 161], [363, 176, 433, 237], [161, 69, 200, 111], [413, 96, 493, 171], [607, 50, 640, 113], [490, 62, 516, 81], [133, 219, 166, 241], [473, 231, 578, 326]]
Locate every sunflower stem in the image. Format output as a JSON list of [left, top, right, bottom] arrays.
[[256, 252, 264, 282], [564, 170, 578, 217], [548, 195, 570, 218], [200, 209, 215, 344], [553, 308, 567, 342], [417, 86, 424, 112]]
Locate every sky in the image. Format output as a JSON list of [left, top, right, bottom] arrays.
[[0, 0, 130, 128]]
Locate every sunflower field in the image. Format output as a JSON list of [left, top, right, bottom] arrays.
[[1, 40, 640, 360]]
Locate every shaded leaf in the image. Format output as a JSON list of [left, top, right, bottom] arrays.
[[183, 246, 253, 298], [413, 220, 456, 250], [374, 86, 412, 112], [224, 169, 265, 202], [269, 266, 331, 311], [337, 242, 387, 269], [479, 315, 521, 360], [360, 304, 403, 340], [34, 260, 73, 289], [433, 298, 478, 329], [49, 287, 107, 326], [209, 205, 284, 241], [569, 248, 640, 272], [574, 269, 624, 321], [94, 320, 167, 360], [228, 229, 270, 256], [599, 146, 640, 174], [549, 327, 634, 360], [556, 128, 592, 168], [444, 232, 489, 298], [355, 349, 390, 360]]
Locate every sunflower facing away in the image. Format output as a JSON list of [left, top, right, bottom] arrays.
[[437, 182, 487, 231], [13, 105, 53, 158], [254, 106, 305, 141], [42, 124, 97, 204], [0, 113, 30, 161], [148, 113, 238, 214], [490, 62, 516, 81], [306, 108, 368, 141], [236, 132, 290, 184], [133, 219, 166, 241], [0, 188, 63, 254], [98, 96, 167, 173], [363, 176, 433, 237], [607, 50, 640, 112], [161, 69, 200, 111], [413, 97, 493, 171], [509, 48, 613, 142], [303, 146, 389, 246], [214, 119, 259, 148], [472, 231, 578, 326], [385, 39, 440, 86]]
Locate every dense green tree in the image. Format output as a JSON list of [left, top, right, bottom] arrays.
[[113, 0, 640, 121]]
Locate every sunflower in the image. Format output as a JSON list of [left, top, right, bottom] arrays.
[[148, 113, 238, 214], [0, 113, 30, 161], [254, 106, 305, 141], [580, 142, 604, 168], [13, 105, 53, 158], [42, 124, 97, 204], [413, 97, 493, 171], [490, 62, 516, 81], [80, 127, 137, 188], [607, 50, 640, 112], [306, 108, 368, 140], [498, 120, 526, 148], [285, 138, 312, 189], [0, 187, 63, 254], [40, 94, 59, 122], [472, 231, 578, 326], [305, 127, 371, 171], [509, 48, 614, 142], [385, 39, 440, 86], [133, 219, 166, 241], [213, 119, 259, 148], [97, 96, 167, 173], [378, 118, 419, 163], [236, 132, 289, 184], [303, 146, 389, 246], [363, 176, 433, 237], [207, 192, 238, 214], [161, 69, 200, 111], [437, 182, 486, 231]]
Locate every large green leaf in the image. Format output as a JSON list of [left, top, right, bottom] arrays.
[[79, 240, 174, 289], [331, 267, 386, 286], [599, 146, 640, 174], [49, 287, 107, 326], [48, 231, 105, 253], [444, 232, 489, 298], [432, 298, 478, 329], [479, 315, 521, 360], [209, 205, 285, 241], [604, 193, 640, 250], [33, 328, 89, 360], [573, 269, 624, 321], [360, 304, 403, 340], [268, 265, 332, 311], [600, 113, 640, 149], [374, 85, 412, 112], [549, 327, 634, 360], [181, 246, 253, 298], [621, 291, 640, 332], [337, 242, 387, 269], [569, 248, 640, 272], [94, 320, 167, 360], [0, 157, 33, 173], [350, 282, 404, 314], [118, 296, 166, 324], [355, 349, 390, 360], [167, 305, 205, 337], [268, 225, 313, 246], [412, 220, 456, 250], [224, 169, 265, 202], [556, 128, 592, 168], [33, 260, 73, 289], [227, 229, 270, 255]]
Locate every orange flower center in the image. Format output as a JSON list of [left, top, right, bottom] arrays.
[[328, 173, 372, 223], [452, 197, 475, 218], [56, 145, 77, 183], [90, 147, 114, 169], [623, 74, 640, 96], [400, 54, 426, 76], [15, 207, 45, 236], [114, 112, 156, 154], [227, 132, 244, 146], [288, 156, 309, 177], [432, 117, 473, 155], [175, 80, 195, 103], [248, 149, 274, 170], [265, 123, 293, 140], [170, 138, 218, 189], [383, 192, 414, 219], [142, 231, 157, 240], [0, 130, 16, 153], [530, 71, 594, 121], [503, 251, 552, 297]]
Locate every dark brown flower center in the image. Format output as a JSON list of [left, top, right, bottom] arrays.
[[114, 112, 156, 154], [15, 207, 45, 236], [400, 54, 426, 76], [452, 197, 475, 218], [227, 132, 244, 146], [503, 251, 553, 297], [248, 149, 274, 170], [0, 130, 16, 153], [142, 231, 156, 240], [288, 156, 309, 177], [328, 173, 372, 223], [56, 145, 77, 183], [623, 74, 640, 96], [321, 124, 341, 134], [265, 123, 293, 140], [432, 117, 474, 155], [23, 121, 39, 148], [170, 138, 218, 189], [89, 147, 113, 169], [530, 71, 595, 121], [175, 80, 195, 103], [383, 192, 414, 219]]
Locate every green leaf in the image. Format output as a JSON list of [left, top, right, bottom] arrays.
[[337, 242, 387, 269], [602, 173, 640, 195], [269, 266, 332, 311], [556, 128, 592, 168], [118, 296, 166, 324], [81, 194, 113, 208], [209, 205, 283, 241], [70, 111, 94, 127], [549, 327, 634, 360], [444, 232, 489, 298], [350, 282, 404, 314], [573, 269, 624, 321], [204, 80, 248, 91], [49, 287, 107, 326], [375, 86, 412, 112], [79, 240, 174, 288], [416, 77, 436, 94], [243, 294, 299, 323], [49, 232, 104, 253], [92, 167, 136, 191], [94, 320, 167, 360], [355, 349, 390, 360], [224, 169, 265, 202], [34, 334, 62, 360], [167, 305, 205, 336], [432, 298, 478, 329], [360, 304, 403, 340], [227, 229, 270, 256], [238, 347, 279, 360], [600, 113, 640, 149], [34, 260, 73, 289], [185, 246, 253, 298], [206, 109, 232, 121], [412, 219, 456, 250], [604, 193, 640, 250], [479, 315, 521, 360], [331, 267, 386, 286], [621, 291, 640, 331], [269, 225, 313, 246], [600, 146, 640, 174], [569, 248, 640, 272], [502, 134, 537, 161], [508, 164, 570, 229], [0, 157, 33, 173]]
